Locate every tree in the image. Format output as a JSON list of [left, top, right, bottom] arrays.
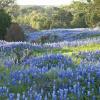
[[0, 9, 11, 40], [52, 9, 73, 28], [0, 0, 15, 9], [85, 0, 100, 27], [71, 12, 88, 28]]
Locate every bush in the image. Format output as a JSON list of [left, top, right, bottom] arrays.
[[5, 23, 25, 41], [0, 9, 11, 40], [71, 13, 88, 28], [96, 22, 100, 27]]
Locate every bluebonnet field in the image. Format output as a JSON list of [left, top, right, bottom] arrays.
[[0, 28, 100, 100]]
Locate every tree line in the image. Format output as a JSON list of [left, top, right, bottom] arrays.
[[0, 0, 100, 40], [14, 0, 100, 29]]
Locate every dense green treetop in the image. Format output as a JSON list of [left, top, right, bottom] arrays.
[[0, 0, 15, 9]]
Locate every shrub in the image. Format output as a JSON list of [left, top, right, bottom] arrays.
[[0, 9, 11, 40], [5, 23, 25, 41], [71, 13, 88, 28], [96, 22, 100, 27]]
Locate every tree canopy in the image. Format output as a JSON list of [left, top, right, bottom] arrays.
[[0, 0, 15, 9], [0, 9, 11, 39], [0, 0, 100, 31]]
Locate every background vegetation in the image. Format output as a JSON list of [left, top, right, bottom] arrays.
[[13, 0, 100, 29], [0, 0, 100, 40]]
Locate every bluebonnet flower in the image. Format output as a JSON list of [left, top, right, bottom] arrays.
[[92, 95, 96, 100], [52, 90, 57, 100], [99, 86, 100, 94], [4, 60, 13, 69], [73, 84, 77, 94], [9, 93, 14, 100], [87, 81, 90, 89], [64, 89, 68, 100], [17, 93, 20, 100], [87, 91, 91, 97], [44, 95, 48, 100], [1, 31, 100, 99]]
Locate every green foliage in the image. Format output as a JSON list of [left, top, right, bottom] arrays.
[[0, 9, 11, 40], [13, 0, 100, 29], [15, 8, 73, 30], [0, 0, 15, 9], [85, 0, 100, 27], [51, 9, 73, 28], [71, 12, 88, 28]]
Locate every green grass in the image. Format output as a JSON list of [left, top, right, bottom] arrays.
[[29, 43, 100, 64], [50, 43, 100, 64], [62, 43, 100, 53]]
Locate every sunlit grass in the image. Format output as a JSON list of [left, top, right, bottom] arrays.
[[62, 43, 100, 53], [30, 43, 100, 64]]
